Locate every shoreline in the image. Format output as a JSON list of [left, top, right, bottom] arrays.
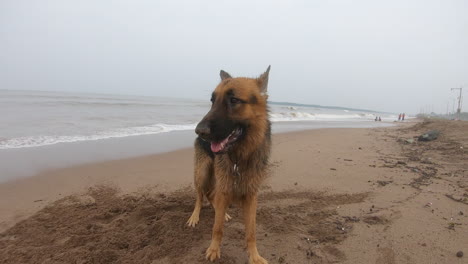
[[2, 119, 465, 264], [0, 120, 394, 182]]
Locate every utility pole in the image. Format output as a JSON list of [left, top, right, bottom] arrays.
[[451, 87, 463, 120], [452, 98, 456, 115]]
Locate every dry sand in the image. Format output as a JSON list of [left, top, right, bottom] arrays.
[[0, 120, 467, 263]]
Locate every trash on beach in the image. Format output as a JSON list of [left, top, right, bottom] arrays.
[[418, 130, 440, 141]]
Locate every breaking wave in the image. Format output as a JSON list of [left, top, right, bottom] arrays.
[[0, 123, 196, 150], [269, 112, 377, 122]]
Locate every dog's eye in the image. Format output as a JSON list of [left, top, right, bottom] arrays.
[[230, 98, 241, 104]]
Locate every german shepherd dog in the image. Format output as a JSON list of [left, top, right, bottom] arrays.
[[187, 66, 271, 264]]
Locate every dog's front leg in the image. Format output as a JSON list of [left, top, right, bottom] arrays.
[[206, 191, 228, 261], [243, 194, 268, 264]]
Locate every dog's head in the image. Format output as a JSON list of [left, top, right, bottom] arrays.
[[196, 66, 271, 154]]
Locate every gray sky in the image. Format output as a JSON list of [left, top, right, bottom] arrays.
[[1, 0, 467, 114]]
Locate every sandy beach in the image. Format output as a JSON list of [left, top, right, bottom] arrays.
[[0, 119, 467, 263]]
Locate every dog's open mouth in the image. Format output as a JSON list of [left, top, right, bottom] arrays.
[[210, 128, 243, 153]]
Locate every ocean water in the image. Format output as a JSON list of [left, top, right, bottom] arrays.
[[0, 90, 397, 150], [0, 90, 398, 181]]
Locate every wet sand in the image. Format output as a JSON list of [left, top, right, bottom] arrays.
[[0, 120, 467, 263], [0, 121, 392, 182]]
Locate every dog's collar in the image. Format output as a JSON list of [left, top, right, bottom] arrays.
[[229, 154, 241, 177], [233, 163, 240, 177], [227, 152, 242, 180]]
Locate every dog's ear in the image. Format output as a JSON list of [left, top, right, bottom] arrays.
[[220, 70, 232, 81], [257, 65, 271, 93]]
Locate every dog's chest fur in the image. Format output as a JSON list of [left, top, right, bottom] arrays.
[[214, 149, 269, 199]]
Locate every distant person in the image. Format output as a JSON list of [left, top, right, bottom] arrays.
[[375, 116, 378, 121], [398, 113, 401, 121], [378, 117, 382, 121], [402, 113, 405, 121]]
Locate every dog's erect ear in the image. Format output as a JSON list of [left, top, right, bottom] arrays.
[[220, 70, 232, 81], [257, 65, 271, 93]]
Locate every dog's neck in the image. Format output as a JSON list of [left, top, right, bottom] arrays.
[[229, 121, 271, 165]]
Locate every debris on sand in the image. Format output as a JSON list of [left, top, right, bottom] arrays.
[[447, 222, 462, 230], [424, 202, 432, 208], [377, 180, 392, 187], [456, 251, 463, 258], [342, 216, 360, 223], [404, 138, 415, 144], [362, 215, 389, 225], [418, 130, 440, 141]]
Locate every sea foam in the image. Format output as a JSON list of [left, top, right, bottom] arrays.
[[0, 123, 197, 149]]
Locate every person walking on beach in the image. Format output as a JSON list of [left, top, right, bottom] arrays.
[[398, 113, 401, 121], [402, 113, 405, 121]]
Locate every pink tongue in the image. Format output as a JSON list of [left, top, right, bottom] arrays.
[[211, 137, 229, 153], [211, 142, 223, 153]]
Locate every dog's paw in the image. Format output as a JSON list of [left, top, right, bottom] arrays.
[[249, 255, 268, 264], [225, 213, 232, 222], [205, 244, 221, 261], [186, 214, 199, 227]]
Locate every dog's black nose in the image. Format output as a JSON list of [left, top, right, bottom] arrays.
[[195, 122, 210, 137]]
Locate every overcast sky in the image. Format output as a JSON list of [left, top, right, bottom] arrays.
[[1, 0, 467, 114]]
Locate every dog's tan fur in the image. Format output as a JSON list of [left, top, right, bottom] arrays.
[[187, 67, 271, 264]]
